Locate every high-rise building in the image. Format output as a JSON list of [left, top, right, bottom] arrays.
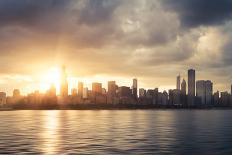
[[60, 65, 68, 97], [188, 69, 195, 96], [71, 88, 78, 96], [108, 81, 116, 97], [213, 91, 219, 105], [139, 88, 146, 97], [118, 86, 132, 98], [78, 82, 84, 98], [176, 75, 181, 90], [173, 89, 181, 105], [13, 89, 20, 98], [188, 69, 196, 105], [49, 84, 56, 96], [181, 79, 187, 95], [0, 92, 6, 106], [196, 80, 213, 105], [92, 82, 102, 94], [132, 78, 138, 99], [83, 87, 88, 99]]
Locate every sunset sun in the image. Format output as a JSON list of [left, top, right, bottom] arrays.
[[40, 67, 61, 93]]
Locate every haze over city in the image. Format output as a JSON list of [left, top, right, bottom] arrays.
[[0, 0, 232, 95]]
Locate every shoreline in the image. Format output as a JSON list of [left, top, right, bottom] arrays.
[[1, 104, 232, 111]]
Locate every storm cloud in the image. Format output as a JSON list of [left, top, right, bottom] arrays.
[[0, 0, 231, 94], [162, 0, 232, 28]]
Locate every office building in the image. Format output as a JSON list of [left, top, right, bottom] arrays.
[[181, 79, 186, 95], [177, 74, 181, 90], [139, 88, 146, 98], [83, 87, 88, 99], [196, 80, 213, 105], [92, 82, 102, 94], [213, 91, 219, 105], [60, 65, 68, 97], [173, 89, 181, 105], [188, 69, 196, 105], [71, 88, 78, 96], [0, 92, 6, 106], [132, 78, 138, 99], [118, 86, 132, 98], [78, 82, 84, 98], [49, 84, 56, 96], [108, 81, 116, 97]]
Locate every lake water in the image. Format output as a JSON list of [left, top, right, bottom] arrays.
[[0, 110, 232, 154]]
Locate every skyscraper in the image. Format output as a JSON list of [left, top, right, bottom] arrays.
[[108, 81, 116, 97], [92, 82, 102, 94], [176, 74, 181, 90], [181, 79, 186, 95], [60, 65, 68, 97], [188, 69, 195, 105], [132, 78, 138, 99], [78, 82, 84, 98], [188, 69, 195, 96], [196, 80, 213, 105]]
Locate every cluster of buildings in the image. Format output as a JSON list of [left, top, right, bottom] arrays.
[[0, 67, 232, 108]]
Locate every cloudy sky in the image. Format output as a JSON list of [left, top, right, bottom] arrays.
[[0, 0, 232, 95]]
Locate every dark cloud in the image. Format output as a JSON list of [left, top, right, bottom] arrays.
[[162, 0, 232, 28], [0, 0, 69, 27], [77, 0, 121, 25]]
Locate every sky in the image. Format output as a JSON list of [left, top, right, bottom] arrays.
[[0, 0, 232, 95]]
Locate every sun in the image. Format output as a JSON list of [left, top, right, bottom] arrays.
[[40, 67, 61, 94]]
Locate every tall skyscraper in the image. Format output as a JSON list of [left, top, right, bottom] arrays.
[[188, 69, 195, 96], [188, 69, 195, 105], [92, 82, 102, 94], [60, 65, 68, 97], [132, 78, 138, 99], [181, 79, 186, 95], [196, 80, 213, 105], [108, 81, 116, 97], [176, 74, 181, 90], [78, 82, 84, 98]]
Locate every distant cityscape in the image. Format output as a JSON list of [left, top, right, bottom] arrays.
[[0, 66, 232, 109]]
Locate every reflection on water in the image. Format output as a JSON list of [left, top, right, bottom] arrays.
[[41, 111, 60, 154], [0, 110, 232, 154]]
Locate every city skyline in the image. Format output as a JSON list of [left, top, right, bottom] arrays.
[[1, 66, 232, 98], [0, 0, 232, 95]]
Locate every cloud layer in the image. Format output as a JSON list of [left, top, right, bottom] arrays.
[[0, 0, 231, 94]]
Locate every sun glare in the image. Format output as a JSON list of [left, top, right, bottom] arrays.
[[40, 67, 61, 94]]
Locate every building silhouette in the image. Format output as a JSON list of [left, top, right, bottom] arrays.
[[78, 82, 84, 98], [108, 81, 116, 97], [60, 65, 68, 97], [196, 80, 213, 105], [176, 74, 181, 90], [92, 82, 102, 94], [188, 69, 196, 105], [181, 79, 186, 95], [0, 92, 6, 106], [132, 78, 138, 99]]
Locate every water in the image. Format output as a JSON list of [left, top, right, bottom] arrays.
[[0, 110, 232, 154]]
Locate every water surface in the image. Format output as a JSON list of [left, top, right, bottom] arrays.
[[0, 110, 232, 154]]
